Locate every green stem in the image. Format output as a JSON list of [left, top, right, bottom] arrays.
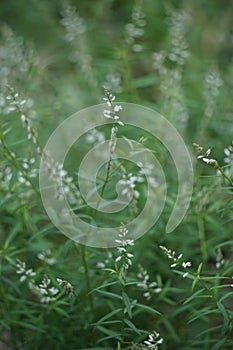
[[120, 282, 125, 344], [80, 245, 94, 312], [197, 213, 207, 263], [216, 162, 233, 186]]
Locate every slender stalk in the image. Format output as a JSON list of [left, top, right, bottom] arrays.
[[120, 282, 125, 344], [197, 213, 207, 263], [80, 245, 94, 312], [99, 158, 112, 201], [215, 162, 233, 186]]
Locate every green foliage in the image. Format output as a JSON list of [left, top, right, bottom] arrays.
[[0, 0, 233, 349]]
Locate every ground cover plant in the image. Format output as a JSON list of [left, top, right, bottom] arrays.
[[0, 0, 233, 349]]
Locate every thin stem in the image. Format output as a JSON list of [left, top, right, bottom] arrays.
[[197, 213, 207, 263], [216, 162, 233, 186], [120, 283, 125, 344], [80, 245, 94, 312], [100, 158, 112, 199]]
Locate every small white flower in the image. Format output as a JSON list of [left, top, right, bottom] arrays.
[[21, 114, 26, 124], [144, 331, 163, 348], [113, 105, 123, 112], [49, 287, 59, 295], [170, 263, 177, 268], [19, 275, 27, 282], [182, 261, 192, 268]]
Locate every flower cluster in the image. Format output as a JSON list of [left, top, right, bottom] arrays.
[[96, 251, 113, 269], [37, 249, 56, 266], [103, 72, 122, 93], [194, 143, 232, 185], [0, 24, 38, 90], [103, 88, 124, 126], [60, 1, 86, 42], [152, 51, 167, 75], [57, 278, 74, 298], [0, 165, 13, 195], [60, 1, 97, 88], [16, 261, 59, 303], [109, 125, 118, 156], [224, 141, 233, 165], [152, 9, 190, 125], [193, 143, 217, 166], [103, 88, 124, 160], [144, 331, 163, 349], [18, 157, 37, 187], [222, 141, 233, 179], [204, 66, 223, 98], [16, 260, 36, 282], [115, 224, 134, 274], [85, 129, 105, 144], [29, 276, 59, 304], [6, 87, 41, 155], [167, 8, 190, 66], [203, 67, 223, 118], [160, 245, 191, 278], [118, 164, 145, 215], [137, 265, 162, 300], [16, 261, 74, 303], [138, 162, 159, 188], [125, 0, 146, 52], [119, 172, 143, 200], [45, 157, 81, 204]]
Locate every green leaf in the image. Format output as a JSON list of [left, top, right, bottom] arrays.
[[188, 309, 217, 323], [217, 301, 229, 335], [220, 292, 233, 302], [94, 290, 122, 300], [53, 307, 70, 318], [1, 276, 20, 294], [183, 288, 205, 304], [192, 263, 203, 290], [133, 75, 159, 88], [90, 281, 118, 294], [93, 308, 121, 326], [96, 325, 120, 339], [123, 292, 132, 318], [134, 303, 161, 316], [12, 320, 45, 332], [211, 338, 227, 350], [124, 319, 142, 335], [8, 170, 18, 191], [196, 325, 222, 338]]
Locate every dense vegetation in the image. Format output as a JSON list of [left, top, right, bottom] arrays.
[[0, 1, 232, 349]]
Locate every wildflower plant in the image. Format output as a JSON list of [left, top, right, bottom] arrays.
[[194, 143, 233, 185], [0, 1, 233, 349]]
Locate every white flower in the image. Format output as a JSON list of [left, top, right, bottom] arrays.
[[85, 129, 105, 144], [113, 105, 123, 112], [16, 260, 36, 282], [182, 261, 192, 268], [49, 287, 59, 295], [144, 331, 163, 348], [103, 73, 122, 93], [202, 158, 216, 165], [103, 88, 124, 126], [224, 141, 233, 165], [115, 224, 134, 274]]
